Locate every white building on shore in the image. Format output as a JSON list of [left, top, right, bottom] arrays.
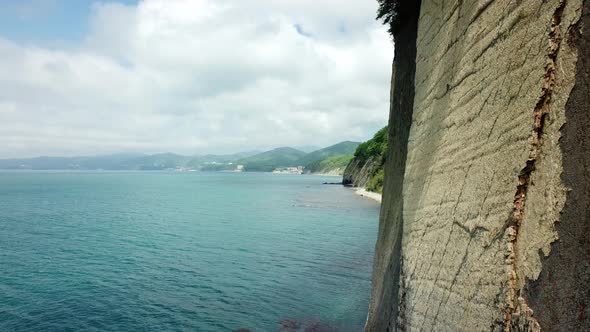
[[272, 166, 304, 174]]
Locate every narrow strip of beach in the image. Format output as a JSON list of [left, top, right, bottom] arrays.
[[354, 188, 382, 203]]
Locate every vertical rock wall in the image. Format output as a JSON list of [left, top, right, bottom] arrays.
[[366, 0, 590, 331], [343, 155, 382, 188], [366, 2, 421, 330]]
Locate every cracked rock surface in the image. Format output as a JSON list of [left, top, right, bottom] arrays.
[[366, 0, 590, 331]]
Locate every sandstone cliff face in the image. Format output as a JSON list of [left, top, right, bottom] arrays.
[[366, 1, 590, 331], [342, 156, 382, 188]]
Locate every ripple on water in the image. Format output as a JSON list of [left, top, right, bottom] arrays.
[[0, 172, 379, 331]]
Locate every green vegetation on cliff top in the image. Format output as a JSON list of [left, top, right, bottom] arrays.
[[354, 126, 388, 164], [376, 0, 419, 37], [345, 126, 388, 193]]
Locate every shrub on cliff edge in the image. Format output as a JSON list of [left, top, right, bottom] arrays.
[[377, 0, 420, 37], [354, 126, 388, 163]]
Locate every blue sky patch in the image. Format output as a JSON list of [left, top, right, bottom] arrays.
[[0, 0, 138, 44]]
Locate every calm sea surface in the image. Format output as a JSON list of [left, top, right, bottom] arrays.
[[0, 172, 379, 331]]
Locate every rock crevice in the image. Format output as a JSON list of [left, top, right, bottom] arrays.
[[366, 0, 589, 330]]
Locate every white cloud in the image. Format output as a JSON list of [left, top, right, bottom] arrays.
[[0, 0, 393, 158]]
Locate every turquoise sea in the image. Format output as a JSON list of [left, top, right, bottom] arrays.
[[0, 172, 379, 331]]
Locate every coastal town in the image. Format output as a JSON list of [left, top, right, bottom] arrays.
[[271, 166, 305, 174]]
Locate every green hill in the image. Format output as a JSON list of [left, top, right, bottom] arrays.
[[237, 147, 307, 172], [304, 154, 354, 174], [295, 141, 360, 167]]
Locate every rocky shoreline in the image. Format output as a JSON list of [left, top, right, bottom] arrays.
[[354, 187, 382, 203]]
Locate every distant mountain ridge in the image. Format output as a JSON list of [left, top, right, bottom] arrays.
[[0, 142, 360, 173], [0, 151, 259, 171]]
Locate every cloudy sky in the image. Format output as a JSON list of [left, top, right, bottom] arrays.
[[0, 0, 393, 158]]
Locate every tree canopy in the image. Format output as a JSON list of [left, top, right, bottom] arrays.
[[354, 126, 388, 163], [376, 0, 420, 37]]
